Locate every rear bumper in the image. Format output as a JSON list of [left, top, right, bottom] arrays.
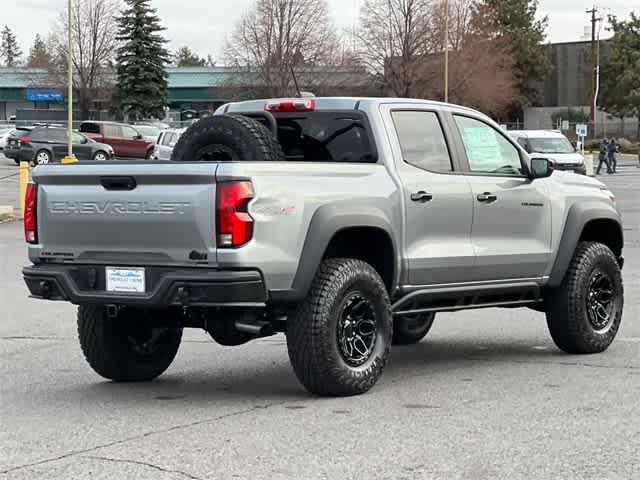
[[18, 148, 35, 163], [3, 147, 20, 159], [23, 264, 267, 308]]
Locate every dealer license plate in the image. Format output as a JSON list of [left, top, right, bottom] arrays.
[[106, 267, 146, 293]]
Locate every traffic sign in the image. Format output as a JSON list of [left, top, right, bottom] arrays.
[[576, 124, 588, 137]]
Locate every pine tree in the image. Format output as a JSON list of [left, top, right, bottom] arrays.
[[112, 0, 170, 120], [26, 34, 52, 69], [174, 46, 206, 67], [0, 25, 22, 67], [472, 0, 550, 114]]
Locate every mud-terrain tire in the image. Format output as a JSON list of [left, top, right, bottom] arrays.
[[77, 305, 182, 381], [171, 114, 284, 162], [545, 242, 623, 354], [393, 312, 435, 345], [286, 258, 392, 396]]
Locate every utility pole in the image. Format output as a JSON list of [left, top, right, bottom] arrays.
[[63, 0, 77, 163], [444, 0, 449, 103], [586, 6, 600, 134]]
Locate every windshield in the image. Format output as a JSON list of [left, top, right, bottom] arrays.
[[528, 137, 575, 154], [136, 125, 160, 137]]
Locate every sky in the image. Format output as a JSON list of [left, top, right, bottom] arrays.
[[3, 0, 637, 61]]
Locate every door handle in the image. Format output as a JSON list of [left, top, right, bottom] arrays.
[[476, 192, 498, 202], [410, 191, 433, 203], [101, 176, 137, 191]]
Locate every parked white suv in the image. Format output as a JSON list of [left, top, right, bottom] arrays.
[[508, 130, 586, 175]]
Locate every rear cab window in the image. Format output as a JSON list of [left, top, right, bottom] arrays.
[[263, 111, 377, 163]]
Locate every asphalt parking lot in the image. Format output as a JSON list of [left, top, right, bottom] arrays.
[[1, 153, 638, 479]]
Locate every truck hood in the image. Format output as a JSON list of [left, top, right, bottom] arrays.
[[552, 170, 605, 188], [531, 152, 584, 165]]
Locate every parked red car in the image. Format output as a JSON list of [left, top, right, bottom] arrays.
[[79, 121, 155, 159]]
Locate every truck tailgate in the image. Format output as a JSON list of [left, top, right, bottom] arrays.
[[32, 162, 218, 266]]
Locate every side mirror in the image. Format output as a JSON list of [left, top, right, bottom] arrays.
[[169, 141, 176, 148], [134, 134, 143, 140], [530, 158, 554, 179]]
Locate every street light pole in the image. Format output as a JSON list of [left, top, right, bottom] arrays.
[[63, 0, 77, 163], [444, 0, 449, 103]]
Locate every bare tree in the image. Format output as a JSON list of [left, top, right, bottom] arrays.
[[357, 0, 435, 97], [225, 0, 339, 97], [428, 0, 475, 51], [365, 0, 515, 116], [49, 0, 120, 119], [435, 0, 516, 116]]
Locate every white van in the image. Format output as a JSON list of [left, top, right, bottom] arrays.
[[508, 130, 586, 175], [153, 128, 185, 161]]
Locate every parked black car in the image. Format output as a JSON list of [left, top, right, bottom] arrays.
[[17, 127, 114, 165], [4, 127, 34, 164]]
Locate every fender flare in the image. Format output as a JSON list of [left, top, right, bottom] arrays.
[[547, 203, 623, 287], [270, 204, 398, 302]]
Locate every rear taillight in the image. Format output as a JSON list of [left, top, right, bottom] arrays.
[[24, 183, 37, 244], [265, 98, 315, 113], [19, 136, 31, 145], [216, 181, 254, 248]]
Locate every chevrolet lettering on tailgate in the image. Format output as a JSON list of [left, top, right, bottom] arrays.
[[48, 201, 191, 215]]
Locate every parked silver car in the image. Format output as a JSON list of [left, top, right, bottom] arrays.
[[153, 128, 185, 160]]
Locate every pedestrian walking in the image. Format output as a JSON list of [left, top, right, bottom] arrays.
[[608, 138, 618, 173], [596, 139, 611, 175]]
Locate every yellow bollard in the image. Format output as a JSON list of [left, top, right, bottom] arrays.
[[19, 161, 30, 219], [61, 155, 78, 164]]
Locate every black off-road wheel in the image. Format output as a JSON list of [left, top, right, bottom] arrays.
[[545, 242, 623, 354], [171, 114, 284, 162], [393, 312, 435, 345], [77, 305, 183, 382], [286, 258, 392, 396]]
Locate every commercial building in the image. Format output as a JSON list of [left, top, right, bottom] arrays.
[[526, 40, 637, 138], [0, 66, 373, 122]]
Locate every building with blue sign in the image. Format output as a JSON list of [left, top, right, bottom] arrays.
[[0, 67, 374, 122]]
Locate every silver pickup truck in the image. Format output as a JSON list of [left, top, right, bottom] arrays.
[[23, 97, 624, 396]]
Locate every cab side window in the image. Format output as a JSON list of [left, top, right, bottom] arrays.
[[454, 116, 524, 176], [392, 111, 453, 173]]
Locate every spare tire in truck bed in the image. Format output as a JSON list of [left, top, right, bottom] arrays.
[[171, 114, 285, 162]]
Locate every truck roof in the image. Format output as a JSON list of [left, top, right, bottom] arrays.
[[218, 96, 482, 117]]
